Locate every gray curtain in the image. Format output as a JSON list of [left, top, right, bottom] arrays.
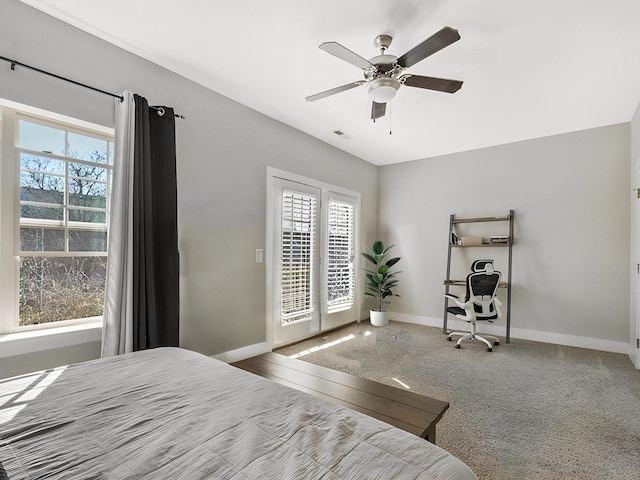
[[132, 94, 179, 350], [102, 91, 179, 356], [102, 91, 135, 356]]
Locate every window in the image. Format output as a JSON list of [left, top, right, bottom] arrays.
[[0, 104, 114, 332], [280, 190, 317, 324], [326, 196, 355, 312]]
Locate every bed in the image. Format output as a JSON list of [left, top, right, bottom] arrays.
[[0, 347, 476, 479]]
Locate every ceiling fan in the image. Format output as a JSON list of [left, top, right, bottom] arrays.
[[305, 27, 463, 121]]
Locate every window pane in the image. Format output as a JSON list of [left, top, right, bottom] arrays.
[[69, 163, 107, 181], [69, 209, 106, 224], [69, 230, 107, 252], [20, 205, 64, 221], [69, 180, 106, 208], [19, 119, 65, 155], [281, 190, 316, 324], [327, 199, 355, 310], [20, 153, 64, 174], [20, 172, 64, 204], [68, 132, 108, 162], [20, 227, 65, 251], [19, 256, 107, 326]]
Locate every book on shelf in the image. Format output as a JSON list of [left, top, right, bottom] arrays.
[[489, 235, 510, 244]]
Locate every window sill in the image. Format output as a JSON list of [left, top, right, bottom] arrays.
[[0, 321, 102, 358]]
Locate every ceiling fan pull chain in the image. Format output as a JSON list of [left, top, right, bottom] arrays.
[[389, 102, 392, 135]]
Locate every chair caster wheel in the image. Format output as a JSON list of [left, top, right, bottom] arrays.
[[494, 341, 500, 346], [455, 345, 461, 349], [447, 336, 452, 341], [486, 347, 493, 352]]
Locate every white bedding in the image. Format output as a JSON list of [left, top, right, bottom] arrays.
[[0, 348, 476, 479]]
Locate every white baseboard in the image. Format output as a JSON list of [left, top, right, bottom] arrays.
[[212, 342, 270, 363], [390, 312, 632, 356]]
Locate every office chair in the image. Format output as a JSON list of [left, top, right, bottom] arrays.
[[445, 259, 502, 352]]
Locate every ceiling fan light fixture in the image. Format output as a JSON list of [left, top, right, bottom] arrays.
[[366, 77, 400, 103]]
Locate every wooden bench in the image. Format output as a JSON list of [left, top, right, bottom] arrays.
[[232, 352, 449, 444]]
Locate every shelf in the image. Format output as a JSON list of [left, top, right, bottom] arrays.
[[444, 279, 508, 288], [449, 243, 511, 248], [443, 210, 514, 343], [451, 215, 511, 224]]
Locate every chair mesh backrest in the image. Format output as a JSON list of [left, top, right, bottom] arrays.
[[469, 272, 501, 298], [465, 271, 501, 317]]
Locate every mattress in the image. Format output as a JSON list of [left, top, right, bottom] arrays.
[[0, 347, 476, 479]]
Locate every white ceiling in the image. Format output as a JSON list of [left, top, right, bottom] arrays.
[[20, 0, 640, 166]]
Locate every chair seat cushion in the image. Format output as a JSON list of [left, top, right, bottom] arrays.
[[446, 306, 466, 316]]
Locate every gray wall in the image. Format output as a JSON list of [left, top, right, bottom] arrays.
[[0, 342, 101, 378], [0, 0, 378, 373], [379, 124, 631, 345]]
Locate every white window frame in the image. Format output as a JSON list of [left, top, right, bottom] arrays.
[[0, 100, 114, 335]]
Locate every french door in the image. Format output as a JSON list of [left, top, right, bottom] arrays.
[[270, 176, 358, 348]]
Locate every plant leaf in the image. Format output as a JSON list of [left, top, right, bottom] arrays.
[[385, 257, 401, 268], [361, 253, 377, 265], [382, 243, 395, 255]]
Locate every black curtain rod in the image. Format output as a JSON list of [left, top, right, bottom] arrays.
[[1, 55, 184, 119]]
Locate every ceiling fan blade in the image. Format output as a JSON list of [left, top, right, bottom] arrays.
[[401, 74, 463, 93], [319, 42, 374, 70], [305, 81, 365, 102], [397, 26, 461, 68], [371, 101, 386, 120]]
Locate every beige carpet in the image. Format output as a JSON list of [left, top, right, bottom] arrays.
[[275, 321, 640, 480]]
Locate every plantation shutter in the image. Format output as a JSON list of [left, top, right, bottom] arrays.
[[326, 196, 355, 312], [280, 189, 317, 324]]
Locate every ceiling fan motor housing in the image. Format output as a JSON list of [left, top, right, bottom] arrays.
[[367, 54, 398, 75]]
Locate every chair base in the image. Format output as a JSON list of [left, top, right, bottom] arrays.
[[447, 330, 500, 352]]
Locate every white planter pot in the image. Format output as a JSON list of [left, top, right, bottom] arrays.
[[370, 310, 389, 327]]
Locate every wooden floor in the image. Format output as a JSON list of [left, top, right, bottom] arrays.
[[232, 352, 449, 444]]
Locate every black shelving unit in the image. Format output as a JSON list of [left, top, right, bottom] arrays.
[[443, 210, 514, 343]]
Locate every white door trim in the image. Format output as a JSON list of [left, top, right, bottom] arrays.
[[266, 167, 361, 350], [634, 161, 640, 368]]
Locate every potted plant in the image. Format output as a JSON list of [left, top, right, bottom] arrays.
[[362, 240, 401, 326]]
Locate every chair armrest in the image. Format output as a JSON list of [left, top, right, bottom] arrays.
[[445, 294, 468, 309]]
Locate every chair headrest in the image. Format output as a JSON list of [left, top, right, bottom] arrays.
[[471, 259, 494, 273]]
